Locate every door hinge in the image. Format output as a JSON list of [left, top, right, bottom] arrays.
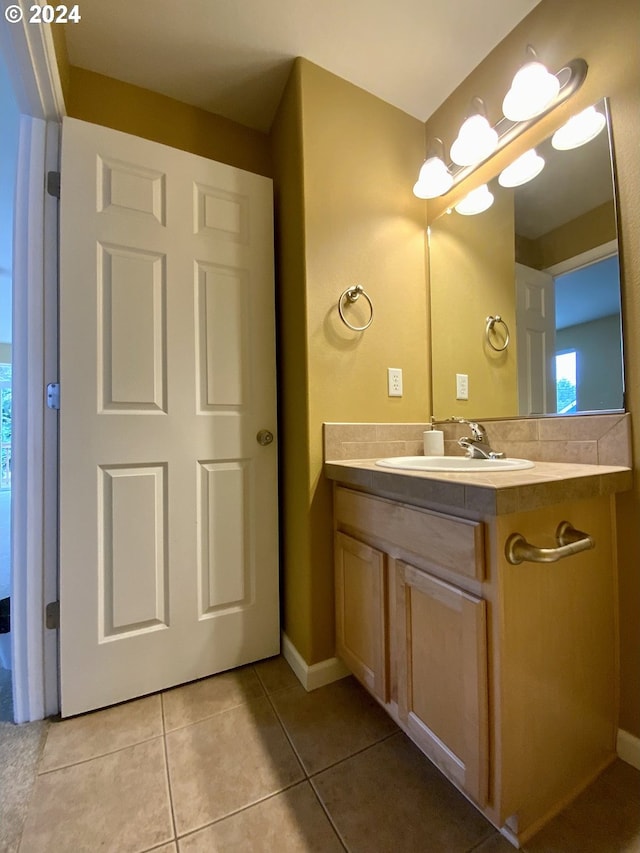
[[46, 383, 60, 410], [46, 170, 61, 199], [45, 601, 60, 629]]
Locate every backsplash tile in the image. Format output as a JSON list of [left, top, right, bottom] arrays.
[[323, 414, 631, 468]]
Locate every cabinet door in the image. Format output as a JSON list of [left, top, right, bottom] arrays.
[[396, 561, 488, 805], [335, 532, 388, 702]]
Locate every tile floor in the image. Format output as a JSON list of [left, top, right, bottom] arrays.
[[15, 657, 640, 852]]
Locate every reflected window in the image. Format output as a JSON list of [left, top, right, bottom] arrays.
[[556, 350, 577, 413]]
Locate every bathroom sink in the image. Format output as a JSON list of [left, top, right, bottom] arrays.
[[375, 456, 535, 473]]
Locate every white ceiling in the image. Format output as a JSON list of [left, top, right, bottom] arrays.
[[64, 0, 542, 132]]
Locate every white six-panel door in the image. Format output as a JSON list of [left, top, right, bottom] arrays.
[[515, 262, 556, 416], [59, 117, 279, 716]]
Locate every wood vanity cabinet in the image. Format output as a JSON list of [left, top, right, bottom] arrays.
[[334, 486, 489, 803], [395, 560, 489, 806], [334, 532, 388, 702], [333, 483, 619, 847]]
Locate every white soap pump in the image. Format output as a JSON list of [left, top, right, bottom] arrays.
[[423, 419, 445, 456]]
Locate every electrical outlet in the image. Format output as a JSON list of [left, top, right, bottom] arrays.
[[456, 373, 469, 400], [388, 367, 403, 397]]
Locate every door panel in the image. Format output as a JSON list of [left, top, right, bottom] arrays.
[[515, 263, 556, 415], [59, 118, 278, 716]]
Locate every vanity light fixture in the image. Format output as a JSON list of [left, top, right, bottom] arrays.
[[502, 46, 560, 121], [413, 55, 588, 199], [498, 148, 545, 187], [551, 104, 606, 150], [454, 183, 494, 216], [450, 98, 499, 166], [413, 137, 453, 198]]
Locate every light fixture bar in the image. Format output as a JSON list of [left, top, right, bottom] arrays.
[[444, 57, 588, 193]]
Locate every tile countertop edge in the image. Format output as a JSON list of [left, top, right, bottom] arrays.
[[324, 459, 633, 516]]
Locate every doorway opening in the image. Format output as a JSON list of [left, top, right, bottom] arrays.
[[0, 49, 21, 722]]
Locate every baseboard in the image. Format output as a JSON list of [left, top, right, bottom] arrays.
[[281, 633, 350, 692], [617, 728, 640, 770]]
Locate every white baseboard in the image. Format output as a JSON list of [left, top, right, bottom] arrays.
[[281, 633, 350, 692], [617, 728, 640, 770]]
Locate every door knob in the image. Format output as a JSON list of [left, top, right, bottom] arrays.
[[256, 429, 274, 446]]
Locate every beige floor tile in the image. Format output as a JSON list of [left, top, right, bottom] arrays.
[[523, 759, 640, 853], [166, 695, 304, 836], [270, 676, 397, 775], [253, 655, 299, 694], [471, 833, 518, 852], [312, 732, 494, 852], [0, 720, 49, 853], [162, 666, 265, 731], [40, 694, 163, 771], [178, 782, 343, 852], [19, 737, 173, 853], [144, 845, 177, 853]]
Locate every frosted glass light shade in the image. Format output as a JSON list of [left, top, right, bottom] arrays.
[[551, 106, 606, 150], [502, 61, 560, 121], [455, 184, 494, 216], [498, 149, 545, 187], [413, 156, 453, 199], [450, 115, 498, 166]]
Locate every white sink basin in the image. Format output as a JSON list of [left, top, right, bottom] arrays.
[[375, 456, 535, 473]]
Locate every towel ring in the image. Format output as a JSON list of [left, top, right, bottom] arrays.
[[485, 315, 510, 352], [338, 285, 374, 332]]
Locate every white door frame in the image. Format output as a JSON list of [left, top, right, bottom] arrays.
[[0, 4, 64, 721]]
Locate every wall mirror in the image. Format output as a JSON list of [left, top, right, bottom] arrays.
[[429, 98, 623, 420]]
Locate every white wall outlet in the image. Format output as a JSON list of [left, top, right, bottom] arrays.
[[456, 373, 469, 400], [388, 367, 403, 397]]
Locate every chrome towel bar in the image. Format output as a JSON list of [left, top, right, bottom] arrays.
[[505, 521, 594, 565]]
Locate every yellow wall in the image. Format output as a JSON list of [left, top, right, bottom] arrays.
[[425, 0, 640, 736], [65, 66, 272, 178], [430, 189, 517, 418], [271, 58, 429, 662], [536, 200, 617, 269]]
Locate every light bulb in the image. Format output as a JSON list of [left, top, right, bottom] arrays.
[[551, 106, 606, 150], [450, 115, 498, 167], [413, 156, 453, 199], [498, 149, 545, 187], [502, 61, 560, 121], [455, 184, 494, 216]]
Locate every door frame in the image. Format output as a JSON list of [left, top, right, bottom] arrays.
[[0, 5, 64, 721]]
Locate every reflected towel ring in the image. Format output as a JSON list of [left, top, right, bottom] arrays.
[[486, 315, 510, 352], [338, 285, 374, 331]]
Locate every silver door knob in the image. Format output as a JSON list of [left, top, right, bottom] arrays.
[[256, 429, 274, 446]]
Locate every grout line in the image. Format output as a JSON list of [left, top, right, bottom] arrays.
[[175, 781, 308, 843], [308, 775, 350, 852], [160, 692, 179, 842], [162, 695, 262, 735], [464, 827, 505, 852], [306, 729, 401, 780], [36, 732, 165, 776], [262, 687, 309, 779]]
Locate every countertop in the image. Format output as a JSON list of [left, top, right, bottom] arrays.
[[324, 458, 633, 516]]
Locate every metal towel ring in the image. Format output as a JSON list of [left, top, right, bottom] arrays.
[[485, 315, 510, 352], [338, 285, 374, 332]]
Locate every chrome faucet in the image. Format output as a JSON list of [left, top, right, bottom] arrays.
[[453, 418, 505, 460]]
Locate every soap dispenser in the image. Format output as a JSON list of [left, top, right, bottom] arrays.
[[423, 420, 445, 456]]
